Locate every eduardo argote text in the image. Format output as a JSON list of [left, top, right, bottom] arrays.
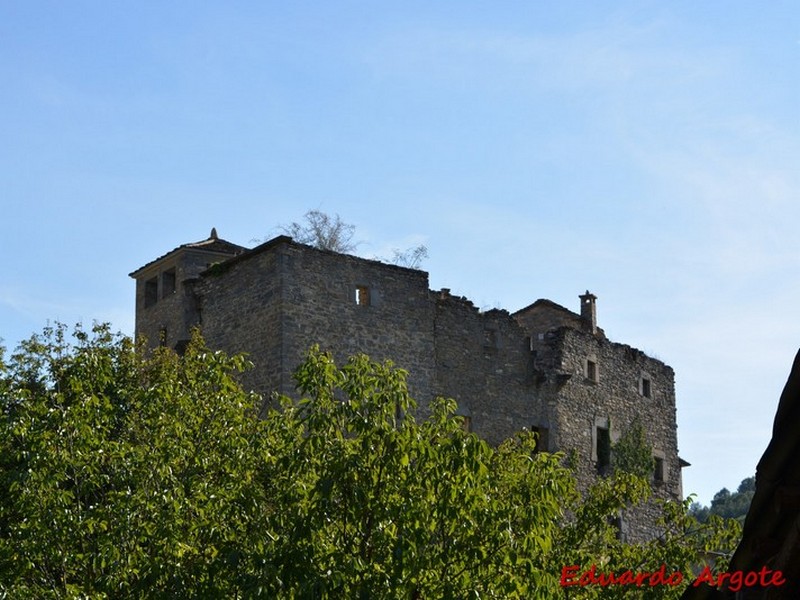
[[561, 564, 786, 593]]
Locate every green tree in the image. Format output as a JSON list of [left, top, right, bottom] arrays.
[[688, 477, 755, 525], [0, 324, 740, 599], [0, 323, 275, 598], [611, 418, 655, 480]]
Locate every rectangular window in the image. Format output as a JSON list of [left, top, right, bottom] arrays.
[[586, 359, 598, 382], [161, 268, 176, 298], [654, 457, 665, 482], [596, 426, 611, 475], [144, 277, 158, 308], [613, 514, 628, 543], [641, 377, 652, 398], [355, 285, 370, 306], [532, 426, 550, 452]]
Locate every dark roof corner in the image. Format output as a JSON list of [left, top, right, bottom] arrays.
[[129, 230, 247, 278], [513, 298, 575, 317]]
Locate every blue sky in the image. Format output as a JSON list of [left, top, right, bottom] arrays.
[[1, 1, 798, 505]]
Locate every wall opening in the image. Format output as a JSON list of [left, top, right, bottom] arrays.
[[612, 513, 629, 543], [144, 277, 158, 308], [654, 457, 665, 483], [586, 359, 598, 382], [596, 426, 611, 475], [641, 376, 652, 398], [161, 268, 176, 298], [355, 285, 370, 306], [532, 426, 550, 452]]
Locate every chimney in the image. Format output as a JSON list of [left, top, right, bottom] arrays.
[[579, 290, 597, 334]]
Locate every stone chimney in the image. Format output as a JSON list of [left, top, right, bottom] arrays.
[[579, 290, 597, 334]]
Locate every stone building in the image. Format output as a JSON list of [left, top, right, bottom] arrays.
[[131, 229, 687, 537]]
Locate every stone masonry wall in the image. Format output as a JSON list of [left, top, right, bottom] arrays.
[[433, 292, 542, 444], [277, 241, 437, 404], [192, 242, 285, 398], [531, 325, 679, 540], [134, 248, 236, 349], [533, 327, 678, 491], [194, 238, 438, 402]]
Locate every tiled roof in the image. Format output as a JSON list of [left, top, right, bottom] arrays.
[[512, 298, 576, 317], [129, 228, 247, 278]]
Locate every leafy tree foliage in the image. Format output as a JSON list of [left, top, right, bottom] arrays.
[[689, 476, 755, 525], [0, 324, 740, 598], [611, 418, 656, 480]]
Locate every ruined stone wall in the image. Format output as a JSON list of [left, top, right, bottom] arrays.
[[134, 248, 233, 349], [432, 294, 489, 423], [530, 326, 679, 541], [433, 294, 541, 444], [192, 244, 285, 397], [273, 241, 436, 403], [515, 301, 582, 337], [191, 241, 546, 441], [134, 274, 185, 349], [535, 327, 678, 491], [132, 236, 683, 542]]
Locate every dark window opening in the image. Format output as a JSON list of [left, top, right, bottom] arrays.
[[144, 277, 158, 308], [612, 514, 629, 542], [596, 426, 611, 475], [162, 268, 176, 298], [355, 285, 370, 306], [532, 426, 550, 452], [654, 457, 665, 482], [586, 359, 597, 382], [641, 377, 652, 398]]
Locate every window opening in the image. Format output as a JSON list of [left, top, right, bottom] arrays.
[[641, 377, 652, 398], [162, 268, 176, 298], [144, 277, 158, 308], [596, 426, 611, 475], [355, 285, 370, 306], [586, 359, 598, 382], [654, 457, 665, 483], [612, 513, 629, 542], [532, 426, 550, 452]]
